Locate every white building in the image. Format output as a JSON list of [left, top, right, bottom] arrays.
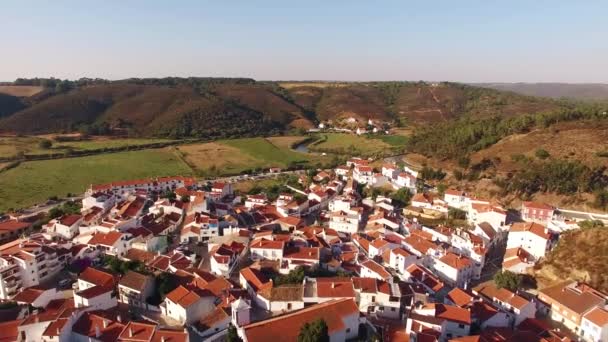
[[506, 222, 551, 260], [433, 252, 474, 288], [581, 307, 608, 342]]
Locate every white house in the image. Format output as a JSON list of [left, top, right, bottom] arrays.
[[506, 222, 551, 260], [360, 259, 392, 281], [389, 248, 418, 275], [161, 285, 216, 325], [46, 214, 83, 239], [408, 303, 471, 341], [581, 307, 608, 342], [250, 239, 285, 261], [118, 270, 154, 310], [433, 252, 475, 288], [353, 165, 373, 185]]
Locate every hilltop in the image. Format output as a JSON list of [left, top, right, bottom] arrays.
[[0, 78, 565, 137], [477, 83, 608, 101]]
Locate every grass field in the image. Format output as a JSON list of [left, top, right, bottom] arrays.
[[371, 134, 408, 147], [0, 148, 192, 212], [308, 133, 391, 155], [0, 136, 175, 158], [179, 137, 328, 176], [265, 136, 308, 149]]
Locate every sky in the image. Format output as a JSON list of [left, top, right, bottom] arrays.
[[1, 1, 607, 83]]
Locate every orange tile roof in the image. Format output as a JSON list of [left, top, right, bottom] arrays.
[[150, 329, 188, 342], [584, 307, 608, 327], [87, 231, 124, 246], [315, 278, 356, 298], [79, 267, 116, 287], [250, 238, 285, 250], [72, 311, 125, 342], [243, 299, 359, 341], [361, 259, 391, 279], [446, 288, 474, 307], [438, 253, 472, 270], [240, 267, 273, 292], [118, 321, 156, 341], [0, 319, 23, 342], [509, 222, 550, 239], [165, 285, 210, 308], [425, 303, 472, 325], [523, 201, 554, 210], [13, 286, 46, 304]]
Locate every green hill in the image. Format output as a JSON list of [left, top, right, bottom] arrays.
[[0, 78, 569, 137]]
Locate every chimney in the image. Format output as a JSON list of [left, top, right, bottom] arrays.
[[331, 282, 336, 289], [95, 326, 101, 338], [161, 337, 166, 342], [129, 328, 133, 338], [116, 314, 122, 323], [102, 319, 108, 328]]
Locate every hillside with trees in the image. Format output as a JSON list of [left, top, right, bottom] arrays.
[[0, 78, 567, 137]]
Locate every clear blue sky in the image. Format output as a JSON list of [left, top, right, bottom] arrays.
[[2, 1, 606, 82]]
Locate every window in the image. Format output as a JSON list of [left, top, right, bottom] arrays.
[[458, 324, 465, 329], [391, 308, 396, 312], [346, 328, 351, 333]]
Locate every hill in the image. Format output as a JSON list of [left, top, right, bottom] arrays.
[[537, 227, 608, 292], [0, 79, 566, 136], [477, 83, 608, 101]]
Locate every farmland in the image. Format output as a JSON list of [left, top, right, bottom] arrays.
[[178, 137, 329, 176], [308, 133, 393, 155], [0, 136, 176, 159], [0, 148, 192, 212]]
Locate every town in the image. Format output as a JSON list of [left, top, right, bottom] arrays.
[[0, 156, 607, 342]]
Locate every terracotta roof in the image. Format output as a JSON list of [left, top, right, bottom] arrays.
[[150, 329, 188, 342], [509, 222, 549, 239], [198, 306, 230, 331], [79, 267, 116, 287], [58, 214, 82, 226], [72, 311, 125, 342], [87, 231, 124, 246], [446, 288, 474, 307], [165, 285, 209, 308], [361, 259, 391, 279], [445, 189, 465, 196], [474, 283, 530, 310], [250, 239, 285, 250], [404, 235, 436, 255], [406, 264, 444, 292], [426, 303, 472, 325], [352, 277, 378, 293], [477, 222, 497, 240], [371, 238, 389, 249], [0, 220, 29, 232], [118, 321, 156, 341], [260, 285, 304, 302], [391, 248, 414, 258], [42, 318, 69, 337], [12, 286, 46, 304], [0, 319, 23, 342], [283, 246, 320, 260], [539, 281, 605, 315], [118, 271, 151, 291], [243, 299, 359, 341], [240, 267, 273, 292], [315, 277, 356, 298], [438, 253, 472, 270], [584, 307, 608, 327]]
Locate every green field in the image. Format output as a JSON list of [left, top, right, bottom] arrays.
[[371, 134, 408, 147], [308, 133, 391, 155], [0, 148, 192, 212], [0, 136, 176, 158], [179, 137, 330, 176]]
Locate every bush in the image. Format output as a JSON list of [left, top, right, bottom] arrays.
[[493, 270, 522, 291], [38, 139, 53, 149], [535, 148, 550, 160], [298, 319, 329, 342]]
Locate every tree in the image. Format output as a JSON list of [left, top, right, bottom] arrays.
[[39, 139, 52, 149], [448, 207, 467, 220], [493, 270, 522, 291], [579, 220, 604, 229], [298, 319, 329, 342], [226, 324, 242, 342], [391, 188, 412, 207], [180, 195, 190, 203]]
